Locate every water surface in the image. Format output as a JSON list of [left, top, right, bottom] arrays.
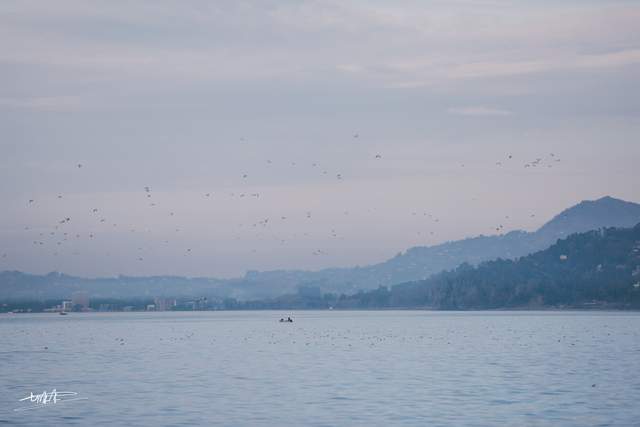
[[1, 311, 639, 426]]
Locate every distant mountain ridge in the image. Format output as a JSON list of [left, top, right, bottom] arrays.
[[329, 222, 640, 309], [235, 196, 640, 297], [2, 196, 640, 301], [537, 196, 640, 237]]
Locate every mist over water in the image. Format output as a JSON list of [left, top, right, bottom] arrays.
[[2, 311, 639, 426]]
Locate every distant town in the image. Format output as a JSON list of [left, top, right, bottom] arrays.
[[2, 294, 227, 313]]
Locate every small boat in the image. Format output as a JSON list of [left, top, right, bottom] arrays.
[[59, 311, 68, 315]]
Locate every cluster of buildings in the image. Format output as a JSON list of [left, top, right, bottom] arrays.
[[45, 291, 91, 313], [38, 294, 219, 313], [146, 297, 177, 311], [145, 297, 210, 311]]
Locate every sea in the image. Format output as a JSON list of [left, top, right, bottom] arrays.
[[1, 311, 639, 426]]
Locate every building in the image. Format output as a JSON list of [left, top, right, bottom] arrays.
[[153, 297, 176, 312], [71, 291, 90, 310], [191, 297, 208, 310], [61, 301, 73, 312]]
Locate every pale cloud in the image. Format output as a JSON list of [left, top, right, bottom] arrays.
[[447, 106, 513, 117], [2, 1, 639, 88], [449, 49, 640, 80], [0, 96, 84, 111]]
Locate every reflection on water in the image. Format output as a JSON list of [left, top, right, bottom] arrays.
[[1, 311, 639, 426]]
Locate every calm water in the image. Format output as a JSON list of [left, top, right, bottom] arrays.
[[1, 311, 639, 426]]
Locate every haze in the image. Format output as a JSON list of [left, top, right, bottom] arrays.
[[1, 0, 639, 277]]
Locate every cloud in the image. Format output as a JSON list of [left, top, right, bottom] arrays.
[[449, 49, 640, 80], [447, 106, 513, 116], [0, 96, 83, 111]]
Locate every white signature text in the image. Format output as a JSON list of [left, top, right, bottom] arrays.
[[15, 389, 87, 411]]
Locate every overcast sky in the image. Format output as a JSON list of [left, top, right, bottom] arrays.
[[1, 0, 639, 278]]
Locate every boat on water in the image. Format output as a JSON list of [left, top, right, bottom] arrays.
[[59, 311, 68, 315]]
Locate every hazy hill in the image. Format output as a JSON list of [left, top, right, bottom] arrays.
[[0, 271, 233, 301], [332, 223, 640, 309], [2, 196, 640, 301], [236, 196, 640, 296]]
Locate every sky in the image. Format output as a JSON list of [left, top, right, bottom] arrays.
[[1, 0, 639, 278]]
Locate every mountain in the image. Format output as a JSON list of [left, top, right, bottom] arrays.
[[0, 271, 234, 301], [2, 196, 640, 302], [536, 196, 640, 239], [233, 196, 640, 296], [325, 223, 640, 310]]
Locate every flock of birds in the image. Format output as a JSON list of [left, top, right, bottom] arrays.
[[2, 137, 563, 271]]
